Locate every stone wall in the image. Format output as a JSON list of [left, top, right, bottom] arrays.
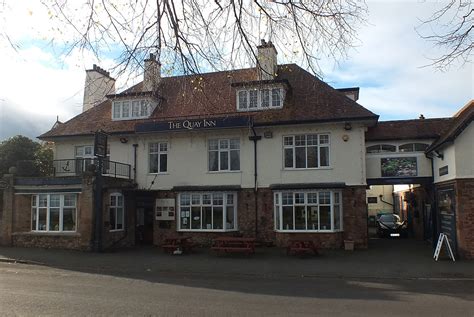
[[455, 178, 474, 259]]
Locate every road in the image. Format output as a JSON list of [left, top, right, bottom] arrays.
[[0, 262, 473, 316]]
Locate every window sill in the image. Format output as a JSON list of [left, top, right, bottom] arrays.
[[110, 229, 125, 232], [275, 230, 343, 233], [207, 170, 242, 174], [177, 229, 239, 233], [148, 172, 169, 175], [236, 106, 283, 112], [14, 231, 80, 236], [282, 167, 333, 171]]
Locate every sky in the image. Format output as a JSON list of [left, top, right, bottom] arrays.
[[0, 0, 472, 141]]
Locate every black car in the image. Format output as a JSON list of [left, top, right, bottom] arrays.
[[376, 214, 407, 238]]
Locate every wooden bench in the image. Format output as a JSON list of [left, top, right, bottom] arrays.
[[212, 237, 256, 255], [287, 240, 318, 256], [161, 236, 194, 254]]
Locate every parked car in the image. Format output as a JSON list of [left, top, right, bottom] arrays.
[[376, 214, 407, 238]]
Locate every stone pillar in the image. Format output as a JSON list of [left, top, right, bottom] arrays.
[[0, 174, 15, 246]]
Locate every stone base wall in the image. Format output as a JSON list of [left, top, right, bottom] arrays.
[[12, 233, 89, 250], [455, 179, 474, 260]]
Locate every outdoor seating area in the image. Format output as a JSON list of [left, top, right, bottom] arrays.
[[286, 239, 319, 256], [161, 236, 197, 254]]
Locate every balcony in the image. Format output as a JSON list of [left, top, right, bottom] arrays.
[[53, 158, 132, 179]]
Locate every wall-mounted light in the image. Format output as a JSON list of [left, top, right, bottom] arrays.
[[434, 150, 444, 160], [120, 137, 128, 144], [342, 134, 350, 142], [344, 122, 352, 131], [264, 131, 273, 138]]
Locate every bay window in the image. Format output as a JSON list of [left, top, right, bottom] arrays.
[[178, 192, 237, 231], [208, 138, 240, 171], [237, 87, 284, 111], [284, 134, 330, 169], [274, 191, 342, 232], [31, 194, 77, 232], [149, 142, 168, 173], [112, 99, 153, 120]]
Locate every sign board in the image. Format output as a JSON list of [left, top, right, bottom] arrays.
[[381, 157, 417, 177], [94, 131, 108, 158], [434, 233, 455, 262], [0, 179, 9, 190], [439, 165, 449, 176], [135, 116, 250, 133], [155, 198, 175, 221]]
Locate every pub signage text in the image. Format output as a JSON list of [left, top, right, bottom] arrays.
[[136, 116, 250, 133]]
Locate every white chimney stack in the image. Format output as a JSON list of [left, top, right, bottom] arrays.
[[144, 53, 161, 92], [83, 65, 115, 112], [257, 40, 278, 81]]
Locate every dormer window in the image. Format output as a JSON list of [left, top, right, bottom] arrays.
[[237, 86, 284, 111], [112, 99, 154, 120]]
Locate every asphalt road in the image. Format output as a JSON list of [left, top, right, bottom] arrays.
[[0, 262, 473, 316]]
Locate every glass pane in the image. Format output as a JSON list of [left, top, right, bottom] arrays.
[[261, 89, 270, 108], [334, 205, 341, 230], [202, 194, 212, 205], [84, 146, 93, 155], [38, 208, 47, 230], [50, 195, 60, 207], [226, 206, 235, 230], [414, 143, 429, 151], [113, 102, 121, 118], [191, 206, 201, 229], [399, 144, 413, 152], [149, 153, 158, 173], [334, 192, 340, 204], [249, 90, 258, 108], [320, 146, 330, 167], [238, 90, 248, 109], [132, 101, 140, 117], [308, 206, 319, 230], [203, 206, 212, 229], [191, 194, 201, 205], [230, 150, 240, 170], [219, 139, 229, 149], [31, 196, 37, 207], [110, 207, 116, 230], [208, 151, 218, 171], [39, 194, 48, 207], [295, 206, 306, 230], [116, 208, 123, 230], [284, 136, 293, 146], [64, 194, 76, 207], [63, 208, 76, 231], [149, 143, 159, 153], [295, 147, 306, 168], [49, 208, 60, 231], [319, 206, 331, 230], [307, 134, 318, 146], [213, 206, 223, 229], [226, 193, 234, 205], [381, 144, 396, 152], [220, 151, 229, 170], [208, 139, 218, 150], [180, 194, 190, 206], [307, 146, 318, 168], [230, 139, 240, 149], [274, 205, 280, 230], [284, 148, 294, 168], [159, 143, 168, 152], [319, 192, 331, 205], [366, 145, 380, 153], [319, 135, 329, 144], [213, 193, 224, 205], [159, 153, 167, 172], [282, 206, 294, 230], [294, 193, 305, 204], [295, 135, 306, 146], [122, 101, 130, 118], [31, 208, 37, 230], [307, 193, 318, 204], [271, 88, 281, 107], [282, 192, 293, 205], [140, 101, 148, 116], [180, 207, 190, 229], [117, 195, 123, 207]]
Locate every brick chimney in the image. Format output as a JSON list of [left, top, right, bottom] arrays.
[[83, 65, 116, 112], [257, 40, 278, 81], [143, 53, 161, 92]]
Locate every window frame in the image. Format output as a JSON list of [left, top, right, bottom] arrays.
[[236, 87, 284, 111], [109, 192, 125, 231], [208, 138, 241, 172], [283, 134, 331, 170], [31, 193, 77, 233], [112, 99, 153, 120], [399, 143, 430, 152], [274, 190, 343, 233], [177, 192, 238, 232], [149, 141, 169, 174]]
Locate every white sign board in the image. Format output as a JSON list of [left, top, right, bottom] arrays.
[[434, 233, 455, 262], [155, 198, 176, 221]]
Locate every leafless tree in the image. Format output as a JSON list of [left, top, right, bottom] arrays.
[[38, 0, 367, 79], [417, 0, 473, 69]]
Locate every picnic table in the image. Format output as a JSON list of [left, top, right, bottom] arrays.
[[211, 237, 256, 255], [161, 236, 195, 254], [286, 239, 318, 256]]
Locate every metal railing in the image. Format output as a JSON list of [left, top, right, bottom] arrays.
[[53, 158, 131, 179]]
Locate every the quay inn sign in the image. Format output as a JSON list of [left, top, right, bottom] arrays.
[[135, 116, 251, 133]]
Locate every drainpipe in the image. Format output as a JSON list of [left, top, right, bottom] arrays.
[[427, 153, 438, 250], [249, 126, 262, 239], [133, 144, 138, 184]]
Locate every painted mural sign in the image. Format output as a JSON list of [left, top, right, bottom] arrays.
[[381, 157, 417, 177], [135, 116, 250, 133]]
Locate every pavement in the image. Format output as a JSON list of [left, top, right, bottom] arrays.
[[0, 238, 472, 281]]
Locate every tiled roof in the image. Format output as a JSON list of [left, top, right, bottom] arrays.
[[426, 100, 474, 152], [39, 64, 378, 139], [365, 117, 453, 142]]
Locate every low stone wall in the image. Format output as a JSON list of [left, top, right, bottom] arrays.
[[455, 178, 474, 260], [12, 232, 89, 251]]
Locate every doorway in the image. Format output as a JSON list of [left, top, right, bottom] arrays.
[[135, 194, 155, 245]]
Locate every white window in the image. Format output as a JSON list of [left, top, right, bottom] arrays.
[[237, 87, 284, 111], [274, 191, 342, 232], [178, 192, 237, 231], [75, 145, 94, 173], [112, 99, 153, 120], [109, 193, 124, 231], [366, 144, 396, 154], [283, 134, 330, 169], [208, 138, 240, 171], [31, 194, 77, 232], [399, 143, 429, 152], [149, 142, 168, 173]]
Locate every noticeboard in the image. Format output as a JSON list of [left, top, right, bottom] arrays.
[[94, 131, 108, 158]]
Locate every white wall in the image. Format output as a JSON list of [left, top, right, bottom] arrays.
[[52, 122, 367, 189], [366, 185, 394, 216], [365, 139, 434, 180], [433, 143, 456, 183]]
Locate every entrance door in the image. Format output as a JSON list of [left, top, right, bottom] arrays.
[[437, 187, 457, 256]]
